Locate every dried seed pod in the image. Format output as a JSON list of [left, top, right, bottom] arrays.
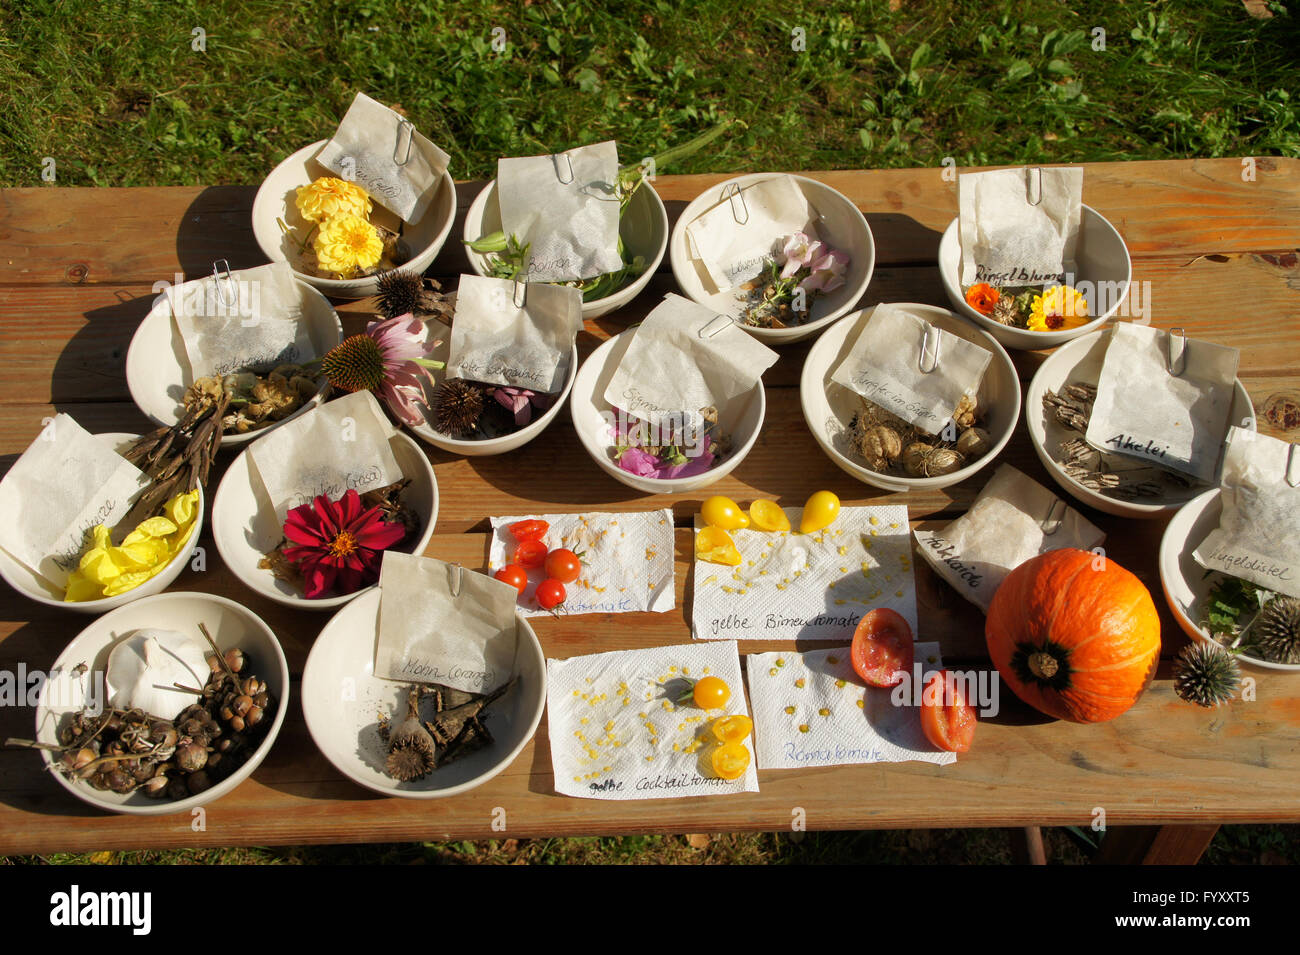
[[853, 420, 903, 472], [923, 447, 965, 477], [232, 695, 254, 718], [952, 394, 978, 430], [902, 442, 933, 477], [166, 777, 189, 801], [104, 768, 135, 794], [245, 705, 264, 728], [142, 775, 171, 798], [175, 742, 208, 773], [955, 427, 991, 459], [385, 689, 437, 782], [229, 715, 246, 733], [223, 648, 245, 674], [186, 771, 212, 795]]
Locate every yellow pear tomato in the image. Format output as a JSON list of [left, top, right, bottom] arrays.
[[694, 526, 742, 566], [747, 499, 790, 532], [799, 490, 841, 534], [701, 495, 749, 530]]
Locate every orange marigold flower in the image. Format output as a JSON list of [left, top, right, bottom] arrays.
[[964, 283, 1000, 316]]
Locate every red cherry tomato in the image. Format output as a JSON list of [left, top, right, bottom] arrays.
[[544, 548, 582, 584], [850, 608, 915, 688], [493, 563, 528, 596], [536, 578, 566, 610], [508, 520, 549, 543], [920, 669, 977, 753], [515, 539, 547, 568]]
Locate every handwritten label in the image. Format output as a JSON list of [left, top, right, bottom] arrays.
[[974, 265, 1064, 285], [783, 741, 885, 764], [1202, 549, 1294, 583], [456, 356, 549, 390], [917, 534, 984, 589], [286, 465, 384, 509], [850, 373, 943, 428], [398, 659, 497, 687], [1104, 432, 1170, 462]]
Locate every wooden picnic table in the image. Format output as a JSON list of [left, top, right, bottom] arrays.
[[1, 158, 1298, 863]]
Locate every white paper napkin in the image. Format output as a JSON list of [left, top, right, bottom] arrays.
[[747, 644, 956, 769], [692, 504, 917, 640], [489, 509, 675, 615], [546, 642, 758, 800]]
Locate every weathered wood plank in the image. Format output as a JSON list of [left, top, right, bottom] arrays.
[[3, 158, 1296, 287]]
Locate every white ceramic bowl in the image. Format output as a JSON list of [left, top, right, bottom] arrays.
[[569, 330, 766, 495], [212, 431, 437, 610], [669, 173, 875, 345], [1026, 330, 1256, 519], [125, 280, 341, 450], [938, 204, 1131, 350], [408, 344, 579, 456], [1159, 489, 1299, 671], [0, 433, 204, 614], [800, 305, 1021, 493], [462, 178, 669, 319], [251, 140, 457, 300], [302, 588, 546, 798], [34, 591, 290, 814]]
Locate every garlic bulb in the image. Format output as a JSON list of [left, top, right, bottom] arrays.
[[105, 629, 210, 720]]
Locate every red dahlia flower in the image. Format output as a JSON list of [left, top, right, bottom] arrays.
[[281, 489, 407, 599]]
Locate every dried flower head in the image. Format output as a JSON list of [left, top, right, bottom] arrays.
[[295, 177, 372, 223], [434, 379, 485, 437], [313, 213, 383, 277], [1173, 642, 1240, 707], [375, 270, 451, 322], [1249, 595, 1300, 664]]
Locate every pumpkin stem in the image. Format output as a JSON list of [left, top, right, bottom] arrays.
[[1028, 652, 1060, 681]]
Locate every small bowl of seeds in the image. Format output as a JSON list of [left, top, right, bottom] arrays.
[[800, 304, 1020, 492]]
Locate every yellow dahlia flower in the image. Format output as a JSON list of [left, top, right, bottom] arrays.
[[295, 176, 373, 223], [313, 213, 383, 277], [1028, 284, 1089, 332]]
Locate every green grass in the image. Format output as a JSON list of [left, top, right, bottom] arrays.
[[0, 0, 1296, 188]]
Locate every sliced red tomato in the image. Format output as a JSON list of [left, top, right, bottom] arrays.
[[508, 520, 549, 543], [920, 669, 977, 753], [850, 608, 915, 688], [514, 539, 547, 568]]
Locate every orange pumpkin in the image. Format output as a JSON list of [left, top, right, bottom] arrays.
[[985, 548, 1160, 723]]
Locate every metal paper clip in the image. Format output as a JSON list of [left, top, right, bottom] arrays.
[[1166, 327, 1187, 377], [723, 182, 749, 225], [553, 151, 575, 184], [1287, 443, 1300, 488], [449, 562, 463, 597], [512, 280, 527, 308], [393, 119, 414, 166], [1041, 497, 1067, 536], [698, 313, 735, 339], [1026, 166, 1044, 206], [918, 323, 942, 374], [212, 259, 237, 307]]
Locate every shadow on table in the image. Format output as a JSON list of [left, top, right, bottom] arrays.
[[174, 186, 265, 280]]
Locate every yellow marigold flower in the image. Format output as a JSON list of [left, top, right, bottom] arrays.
[[313, 213, 383, 277], [64, 490, 200, 602], [1028, 284, 1089, 332], [295, 177, 372, 223]]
